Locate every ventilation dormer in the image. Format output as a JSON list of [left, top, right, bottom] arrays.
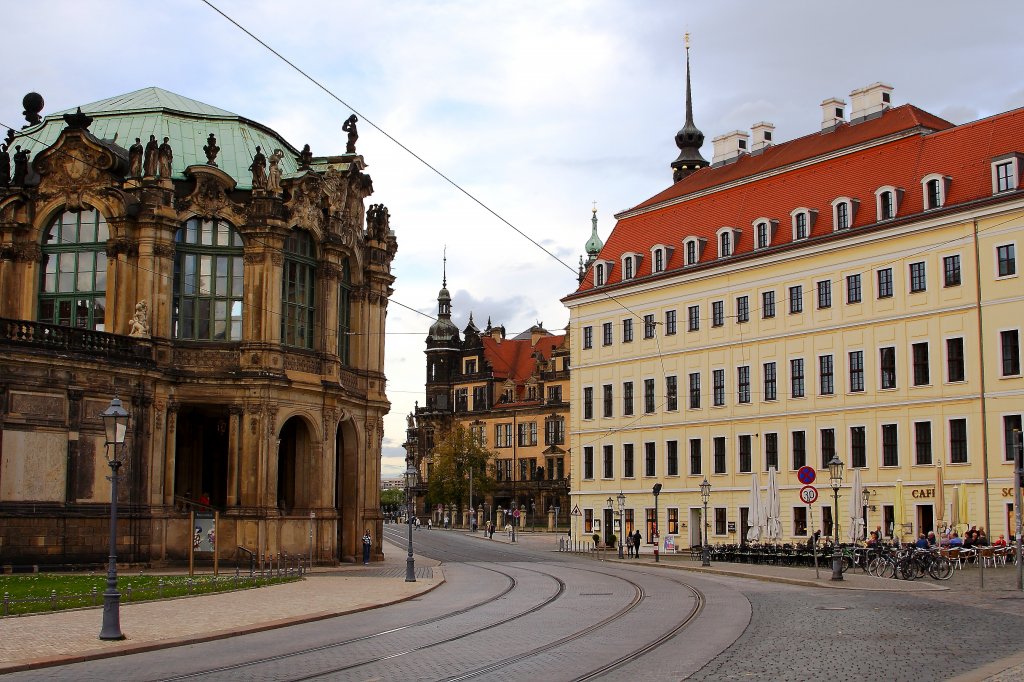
[[751, 122, 775, 152], [849, 83, 893, 123], [712, 130, 750, 166], [820, 97, 846, 131]]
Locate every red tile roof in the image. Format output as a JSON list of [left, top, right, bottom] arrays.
[[482, 333, 565, 383], [568, 104, 1024, 298]]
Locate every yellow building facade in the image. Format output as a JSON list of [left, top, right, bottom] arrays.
[[564, 82, 1023, 551]]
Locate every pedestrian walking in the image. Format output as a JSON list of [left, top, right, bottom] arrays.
[[362, 528, 372, 564], [632, 530, 642, 558]]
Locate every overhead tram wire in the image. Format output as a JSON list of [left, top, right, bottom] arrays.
[[197, 0, 650, 324]]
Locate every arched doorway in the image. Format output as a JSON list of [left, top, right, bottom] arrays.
[[277, 416, 314, 514], [335, 419, 358, 562], [174, 406, 229, 507]]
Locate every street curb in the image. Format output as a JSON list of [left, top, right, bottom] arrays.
[[0, 571, 446, 675]]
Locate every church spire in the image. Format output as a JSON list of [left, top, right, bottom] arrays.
[[584, 202, 603, 266], [671, 33, 708, 183]]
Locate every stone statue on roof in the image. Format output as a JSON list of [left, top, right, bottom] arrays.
[[343, 114, 358, 154], [267, 149, 284, 194], [204, 133, 220, 166], [0, 143, 10, 187], [11, 146, 28, 186], [143, 135, 159, 176], [128, 138, 143, 178], [249, 146, 267, 189], [298, 144, 313, 170], [158, 137, 173, 178]]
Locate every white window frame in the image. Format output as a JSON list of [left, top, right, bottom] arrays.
[[991, 153, 1022, 194], [921, 173, 951, 210], [998, 326, 1021, 377], [946, 415, 970, 466], [751, 217, 778, 249], [621, 252, 641, 281], [995, 241, 1018, 280], [716, 227, 740, 258], [650, 244, 672, 274], [683, 237, 707, 266], [943, 334, 966, 384], [790, 207, 817, 241], [874, 185, 903, 222], [831, 197, 859, 231]]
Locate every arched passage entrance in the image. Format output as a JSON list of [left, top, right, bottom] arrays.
[[174, 406, 229, 507], [335, 418, 358, 562], [277, 415, 315, 514]]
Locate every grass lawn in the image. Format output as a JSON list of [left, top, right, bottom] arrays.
[[0, 573, 300, 616]]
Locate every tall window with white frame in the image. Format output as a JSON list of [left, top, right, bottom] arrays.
[[997, 244, 1016, 276], [912, 342, 930, 385], [713, 369, 725, 406], [603, 445, 614, 478], [712, 300, 724, 327], [39, 206, 110, 331], [738, 435, 752, 473], [665, 310, 677, 335], [847, 274, 862, 304], [654, 248, 664, 273], [690, 439, 702, 475], [879, 190, 895, 220], [791, 431, 806, 469], [836, 202, 849, 230], [849, 350, 865, 392], [737, 295, 749, 323], [583, 326, 593, 349], [817, 280, 831, 309], [337, 259, 352, 363], [173, 217, 244, 341], [882, 424, 899, 466], [795, 212, 808, 240], [763, 361, 777, 400], [686, 240, 698, 265], [624, 444, 634, 478], [666, 375, 678, 411], [689, 373, 701, 409], [1004, 415, 1023, 462], [850, 426, 866, 468], [602, 384, 613, 418], [644, 378, 655, 414], [880, 347, 897, 389], [915, 422, 932, 465], [877, 268, 893, 298], [947, 338, 965, 382], [644, 442, 656, 477], [622, 318, 633, 343], [1002, 330, 1021, 376], [763, 291, 776, 318], [713, 437, 726, 474], [789, 285, 803, 314], [720, 231, 732, 257], [583, 387, 593, 419], [909, 261, 927, 293], [666, 440, 678, 476], [623, 381, 634, 416], [791, 358, 805, 398], [926, 178, 942, 209], [737, 366, 751, 404], [602, 322, 612, 346], [943, 255, 961, 287], [949, 419, 968, 464], [583, 447, 594, 479], [819, 428, 835, 469], [644, 314, 656, 339], [995, 161, 1015, 192], [764, 433, 778, 470], [688, 305, 700, 332], [819, 355, 834, 395], [757, 222, 769, 248]]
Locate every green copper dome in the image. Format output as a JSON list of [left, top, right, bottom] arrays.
[[12, 87, 303, 190], [584, 207, 603, 259]]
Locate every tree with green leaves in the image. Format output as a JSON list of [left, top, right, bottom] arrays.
[[426, 423, 496, 512]]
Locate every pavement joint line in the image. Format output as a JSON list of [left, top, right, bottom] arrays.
[[946, 649, 1024, 682]]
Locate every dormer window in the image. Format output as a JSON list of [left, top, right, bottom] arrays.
[[831, 197, 859, 231], [991, 153, 1022, 194], [922, 173, 951, 210], [752, 218, 778, 249], [875, 186, 903, 221], [790, 208, 817, 241], [683, 237, 706, 266], [594, 260, 613, 286], [650, 244, 672, 274], [716, 228, 741, 258], [621, 253, 641, 280]]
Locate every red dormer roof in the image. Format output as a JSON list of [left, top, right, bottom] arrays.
[[568, 104, 1024, 298], [482, 333, 565, 383]]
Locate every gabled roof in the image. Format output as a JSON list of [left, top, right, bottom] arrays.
[[482, 333, 565, 383], [568, 104, 1024, 298], [12, 87, 306, 190]]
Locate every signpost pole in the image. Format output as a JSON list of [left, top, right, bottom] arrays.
[[810, 505, 819, 579]]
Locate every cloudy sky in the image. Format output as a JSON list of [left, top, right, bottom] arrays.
[[6, 1, 1023, 477]]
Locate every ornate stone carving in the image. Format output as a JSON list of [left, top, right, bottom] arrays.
[[128, 138, 143, 178], [319, 262, 341, 282], [143, 135, 159, 177], [366, 203, 390, 241], [249, 146, 267, 190], [270, 252, 283, 266], [172, 348, 240, 371], [154, 398, 166, 430], [243, 252, 264, 264], [13, 242, 41, 263], [298, 144, 313, 170], [158, 138, 173, 178], [267, 149, 284, 194], [284, 354, 322, 374], [204, 134, 220, 166], [286, 174, 326, 234], [187, 175, 228, 217], [128, 300, 150, 338], [152, 242, 175, 259], [10, 392, 64, 419], [342, 114, 359, 154]]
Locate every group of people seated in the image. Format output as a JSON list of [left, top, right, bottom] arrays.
[[862, 524, 1013, 550]]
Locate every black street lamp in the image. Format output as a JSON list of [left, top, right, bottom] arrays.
[[606, 497, 613, 551], [652, 483, 662, 562], [829, 454, 845, 582], [700, 477, 711, 567], [99, 394, 130, 641], [861, 488, 871, 541], [617, 491, 626, 559], [405, 456, 419, 582]]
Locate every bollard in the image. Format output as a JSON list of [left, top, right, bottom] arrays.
[[126, 584, 132, 602], [188, 578, 193, 594], [3, 592, 7, 617], [654, 546, 660, 563], [92, 586, 99, 606], [158, 579, 164, 599], [51, 590, 57, 610]]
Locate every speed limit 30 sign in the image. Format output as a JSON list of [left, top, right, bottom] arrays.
[[799, 485, 818, 505]]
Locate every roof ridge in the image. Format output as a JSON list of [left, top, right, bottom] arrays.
[[49, 86, 238, 119]]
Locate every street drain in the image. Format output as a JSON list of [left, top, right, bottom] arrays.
[[580, 593, 614, 596], [817, 606, 851, 610]]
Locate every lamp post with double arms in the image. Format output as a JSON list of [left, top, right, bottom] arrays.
[[617, 491, 626, 559], [405, 456, 419, 582], [700, 477, 711, 567], [829, 455, 845, 582], [99, 395, 130, 641], [861, 488, 871, 541]]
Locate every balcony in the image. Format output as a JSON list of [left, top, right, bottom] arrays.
[[0, 317, 153, 366]]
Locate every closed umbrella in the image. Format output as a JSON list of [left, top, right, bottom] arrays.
[[766, 466, 782, 542], [848, 468, 865, 543], [746, 472, 764, 542], [935, 465, 945, 538], [950, 485, 960, 533], [957, 482, 970, 535], [894, 479, 905, 542]]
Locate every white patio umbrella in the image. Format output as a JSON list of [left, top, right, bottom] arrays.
[[848, 468, 865, 543], [746, 472, 764, 542], [766, 466, 782, 542]]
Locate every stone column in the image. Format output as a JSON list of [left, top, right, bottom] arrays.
[[162, 401, 179, 506], [227, 406, 242, 506]]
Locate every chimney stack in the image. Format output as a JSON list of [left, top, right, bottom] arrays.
[[751, 122, 775, 152], [849, 82, 893, 123], [711, 130, 750, 166], [820, 97, 847, 131]]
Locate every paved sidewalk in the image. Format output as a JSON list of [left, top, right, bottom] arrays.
[[0, 538, 442, 674]]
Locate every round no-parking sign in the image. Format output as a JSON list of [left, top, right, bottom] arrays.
[[797, 466, 816, 485], [799, 485, 818, 505]]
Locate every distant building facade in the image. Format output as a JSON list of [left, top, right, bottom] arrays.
[[565, 71, 1023, 550], [405, 279, 571, 527], [0, 88, 397, 565]]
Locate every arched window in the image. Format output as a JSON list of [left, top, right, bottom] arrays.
[[282, 229, 317, 349], [836, 202, 849, 229], [595, 263, 605, 285], [338, 258, 352, 364], [720, 231, 732, 257], [39, 206, 109, 330], [686, 240, 697, 265], [173, 217, 244, 341]]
